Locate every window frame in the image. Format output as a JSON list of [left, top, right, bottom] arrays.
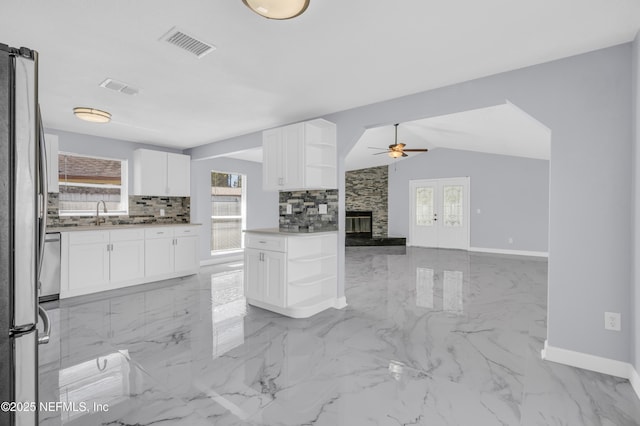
[[57, 151, 129, 217], [210, 171, 246, 255]]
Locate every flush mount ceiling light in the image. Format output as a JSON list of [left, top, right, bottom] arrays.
[[73, 107, 111, 123], [242, 0, 310, 20]]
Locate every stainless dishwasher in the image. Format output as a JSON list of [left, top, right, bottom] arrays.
[[39, 232, 61, 302]]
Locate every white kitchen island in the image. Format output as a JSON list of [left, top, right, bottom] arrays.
[[244, 229, 342, 318]]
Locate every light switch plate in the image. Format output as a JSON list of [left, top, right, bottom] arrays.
[[319, 204, 328, 214]]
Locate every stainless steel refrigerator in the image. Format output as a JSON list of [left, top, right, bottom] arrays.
[[0, 43, 51, 425]]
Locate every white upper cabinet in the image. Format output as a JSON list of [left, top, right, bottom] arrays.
[[262, 119, 336, 191], [44, 133, 59, 193], [133, 149, 191, 196]]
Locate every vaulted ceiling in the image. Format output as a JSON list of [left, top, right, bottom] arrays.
[[1, 1, 639, 149]]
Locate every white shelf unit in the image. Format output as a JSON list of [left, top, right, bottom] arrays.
[[304, 121, 337, 189], [286, 234, 337, 307], [262, 119, 337, 191], [244, 231, 338, 318]]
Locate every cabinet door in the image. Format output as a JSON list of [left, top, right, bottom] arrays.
[[263, 250, 286, 307], [68, 242, 110, 290], [262, 129, 282, 191], [167, 153, 190, 196], [282, 123, 304, 190], [244, 248, 263, 300], [145, 237, 174, 276], [134, 149, 167, 196], [110, 239, 145, 283], [174, 236, 198, 272]]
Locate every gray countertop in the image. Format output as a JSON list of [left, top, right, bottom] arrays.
[[245, 228, 338, 236], [47, 223, 202, 233]]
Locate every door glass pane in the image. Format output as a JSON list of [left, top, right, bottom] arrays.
[[416, 187, 434, 226], [443, 185, 463, 227]]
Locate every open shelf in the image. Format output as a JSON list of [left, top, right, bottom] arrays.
[[288, 253, 337, 263], [307, 142, 335, 148], [306, 163, 336, 169], [289, 273, 336, 288]]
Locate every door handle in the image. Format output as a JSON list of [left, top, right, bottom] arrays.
[[37, 306, 51, 345]]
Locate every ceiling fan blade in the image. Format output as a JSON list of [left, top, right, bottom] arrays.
[[373, 151, 390, 155], [402, 153, 408, 157], [402, 149, 429, 152], [367, 147, 387, 150]]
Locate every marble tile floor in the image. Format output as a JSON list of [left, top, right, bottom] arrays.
[[37, 247, 640, 425]]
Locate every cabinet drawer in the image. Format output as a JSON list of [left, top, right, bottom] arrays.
[[174, 226, 198, 237], [144, 228, 174, 239], [110, 228, 145, 242], [68, 231, 109, 245], [245, 233, 287, 252]]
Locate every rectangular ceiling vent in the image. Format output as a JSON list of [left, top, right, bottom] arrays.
[[100, 78, 140, 96], [160, 26, 216, 58]]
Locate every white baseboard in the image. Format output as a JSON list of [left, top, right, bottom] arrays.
[[334, 296, 348, 309], [630, 364, 640, 401], [542, 340, 640, 400], [469, 247, 548, 258]]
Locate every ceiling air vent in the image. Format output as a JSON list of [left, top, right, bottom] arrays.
[[160, 26, 216, 58], [100, 78, 140, 96]]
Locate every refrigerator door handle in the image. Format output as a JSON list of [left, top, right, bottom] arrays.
[[37, 105, 48, 282], [37, 305, 50, 345]]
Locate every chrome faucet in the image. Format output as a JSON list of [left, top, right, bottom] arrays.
[[95, 200, 108, 226]]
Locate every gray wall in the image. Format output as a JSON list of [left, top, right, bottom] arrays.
[[44, 129, 183, 193], [190, 157, 278, 262], [632, 31, 639, 374], [320, 43, 632, 363], [388, 148, 549, 252]]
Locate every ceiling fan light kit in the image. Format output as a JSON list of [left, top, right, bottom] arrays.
[[73, 107, 111, 123], [381, 123, 428, 158], [243, 0, 310, 19]]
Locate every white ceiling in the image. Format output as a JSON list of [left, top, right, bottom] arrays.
[[345, 102, 551, 171], [1, 1, 639, 150]]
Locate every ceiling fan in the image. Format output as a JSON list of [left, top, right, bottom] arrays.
[[370, 123, 429, 158]]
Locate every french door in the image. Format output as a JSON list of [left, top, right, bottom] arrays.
[[409, 177, 470, 250]]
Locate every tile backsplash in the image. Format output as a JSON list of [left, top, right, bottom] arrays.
[[47, 193, 190, 227], [279, 189, 338, 233]]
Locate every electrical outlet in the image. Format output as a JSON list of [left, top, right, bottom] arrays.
[[286, 204, 292, 214], [604, 312, 621, 331], [160, 208, 165, 217], [319, 204, 328, 214], [508, 237, 513, 244]]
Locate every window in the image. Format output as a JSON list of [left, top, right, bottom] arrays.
[[211, 171, 245, 253], [58, 153, 128, 215]]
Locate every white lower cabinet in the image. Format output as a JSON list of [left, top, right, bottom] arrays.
[[61, 225, 200, 299], [68, 229, 144, 292], [145, 226, 199, 276], [245, 248, 286, 307], [68, 231, 110, 291], [244, 231, 338, 318], [109, 233, 145, 283]]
